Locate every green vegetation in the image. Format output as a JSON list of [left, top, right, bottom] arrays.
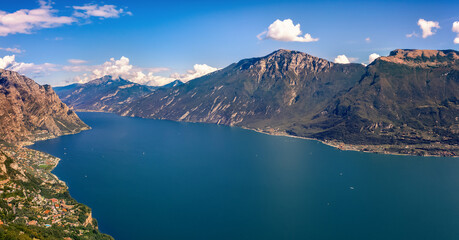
[[0, 147, 113, 239], [0, 224, 113, 240]]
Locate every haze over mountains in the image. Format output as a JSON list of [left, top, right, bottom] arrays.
[[55, 49, 459, 156]]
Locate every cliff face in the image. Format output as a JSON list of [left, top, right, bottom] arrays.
[[379, 49, 459, 67], [117, 49, 366, 128], [0, 69, 88, 144]]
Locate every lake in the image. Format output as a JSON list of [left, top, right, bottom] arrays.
[[30, 112, 459, 240]]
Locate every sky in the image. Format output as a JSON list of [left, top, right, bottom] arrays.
[[0, 0, 458, 86]]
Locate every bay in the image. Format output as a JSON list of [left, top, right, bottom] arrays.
[[30, 112, 459, 240]]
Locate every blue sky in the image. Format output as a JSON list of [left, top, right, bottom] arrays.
[[0, 0, 458, 86]]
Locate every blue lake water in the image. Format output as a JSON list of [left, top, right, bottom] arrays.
[[30, 112, 459, 240]]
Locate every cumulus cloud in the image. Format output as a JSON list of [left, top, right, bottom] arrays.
[[68, 57, 218, 86], [170, 64, 219, 82], [0, 1, 75, 36], [0, 55, 57, 77], [369, 53, 380, 63], [0, 47, 23, 53], [334, 55, 350, 64], [453, 21, 459, 44], [417, 19, 440, 38], [68, 56, 167, 85], [73, 4, 132, 19], [0, 54, 217, 86], [67, 59, 87, 65], [258, 19, 318, 42]]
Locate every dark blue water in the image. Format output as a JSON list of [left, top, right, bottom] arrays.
[[30, 112, 459, 240]]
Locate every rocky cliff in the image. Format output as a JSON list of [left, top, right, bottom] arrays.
[[0, 69, 88, 144], [0, 69, 111, 238]]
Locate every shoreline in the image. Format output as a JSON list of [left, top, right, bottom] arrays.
[[0, 125, 112, 239], [242, 127, 458, 158], [75, 110, 457, 158]]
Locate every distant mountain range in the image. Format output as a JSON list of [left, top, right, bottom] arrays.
[[55, 49, 459, 156], [0, 69, 88, 144], [54, 76, 183, 112]]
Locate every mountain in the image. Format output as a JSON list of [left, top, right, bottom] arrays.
[[114, 49, 458, 156], [54, 76, 155, 112], [0, 69, 88, 144], [117, 49, 366, 128], [308, 49, 459, 154], [55, 77, 186, 112], [53, 49, 458, 156]]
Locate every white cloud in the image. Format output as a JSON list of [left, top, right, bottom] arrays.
[[0, 2, 131, 37], [74, 56, 162, 84], [406, 31, 418, 38], [0, 1, 75, 36], [417, 19, 440, 38], [452, 21, 459, 44], [0, 54, 217, 86], [334, 55, 350, 64], [73, 4, 132, 18], [0, 47, 23, 53], [365, 37, 371, 43], [369, 53, 380, 63], [170, 64, 219, 82], [0, 55, 57, 76], [259, 19, 318, 42], [69, 56, 217, 86], [68, 59, 87, 65]]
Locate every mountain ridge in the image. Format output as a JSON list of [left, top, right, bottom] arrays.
[[54, 76, 184, 112], [57, 49, 459, 156], [116, 48, 366, 127]]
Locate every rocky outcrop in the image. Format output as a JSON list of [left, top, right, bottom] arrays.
[[379, 49, 459, 68], [0, 69, 88, 144]]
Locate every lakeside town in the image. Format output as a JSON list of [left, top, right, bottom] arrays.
[[0, 145, 112, 239]]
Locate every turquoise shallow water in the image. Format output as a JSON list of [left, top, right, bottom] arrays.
[[30, 112, 459, 240]]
